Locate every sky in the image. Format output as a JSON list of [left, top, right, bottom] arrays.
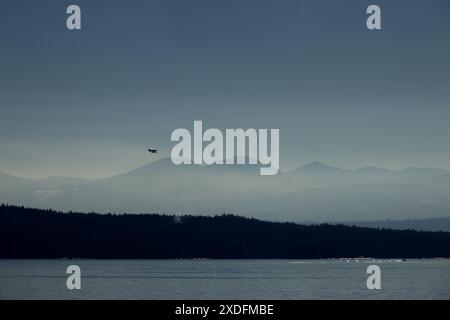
[[1, 0, 450, 178]]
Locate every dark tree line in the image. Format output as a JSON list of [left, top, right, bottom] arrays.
[[1, 204, 450, 259]]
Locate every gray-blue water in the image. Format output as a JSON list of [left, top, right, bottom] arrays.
[[0, 259, 449, 299]]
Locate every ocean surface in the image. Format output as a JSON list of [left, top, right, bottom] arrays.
[[0, 259, 449, 299]]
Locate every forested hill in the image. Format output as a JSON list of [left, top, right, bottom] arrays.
[[1, 204, 450, 259]]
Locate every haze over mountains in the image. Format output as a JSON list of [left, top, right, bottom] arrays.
[[1, 158, 450, 225]]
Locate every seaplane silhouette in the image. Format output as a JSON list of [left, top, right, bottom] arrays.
[[148, 148, 158, 154]]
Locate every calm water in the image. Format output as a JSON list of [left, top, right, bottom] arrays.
[[0, 259, 449, 299]]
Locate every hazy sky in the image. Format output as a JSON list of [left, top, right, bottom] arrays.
[[1, 0, 450, 178]]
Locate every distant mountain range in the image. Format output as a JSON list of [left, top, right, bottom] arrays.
[[1, 158, 450, 226]]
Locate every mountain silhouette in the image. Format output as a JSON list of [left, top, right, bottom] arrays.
[[1, 160, 450, 224], [294, 161, 342, 172]]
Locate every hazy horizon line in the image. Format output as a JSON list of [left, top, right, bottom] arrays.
[[1, 156, 449, 181]]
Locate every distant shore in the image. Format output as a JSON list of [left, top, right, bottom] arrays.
[[2, 204, 450, 259]]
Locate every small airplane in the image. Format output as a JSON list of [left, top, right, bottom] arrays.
[[148, 148, 158, 154]]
